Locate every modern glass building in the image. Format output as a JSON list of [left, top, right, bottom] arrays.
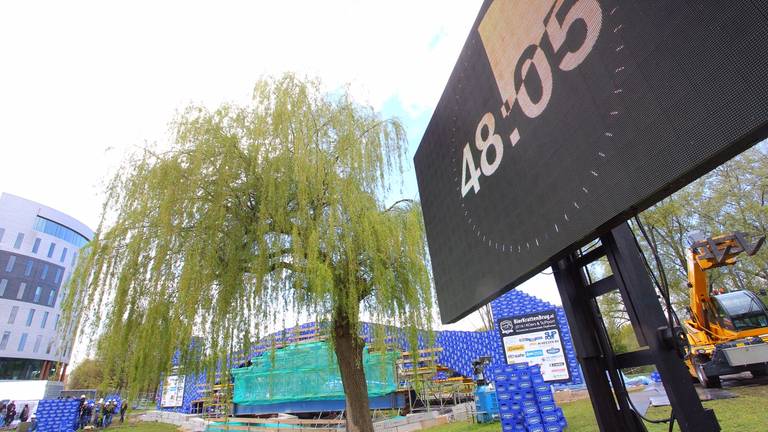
[[0, 192, 93, 380]]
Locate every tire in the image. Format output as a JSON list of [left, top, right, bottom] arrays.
[[696, 362, 722, 388]]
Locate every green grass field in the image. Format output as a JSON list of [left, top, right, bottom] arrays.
[[105, 384, 768, 432], [95, 422, 178, 432], [421, 384, 768, 432]]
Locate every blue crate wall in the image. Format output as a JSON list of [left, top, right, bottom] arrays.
[[490, 290, 583, 387], [34, 399, 80, 432], [160, 289, 583, 413], [493, 363, 568, 432]]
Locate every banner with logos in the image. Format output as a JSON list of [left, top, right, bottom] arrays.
[[498, 310, 570, 382]]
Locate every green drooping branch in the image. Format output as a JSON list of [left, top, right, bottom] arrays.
[[59, 75, 434, 415]]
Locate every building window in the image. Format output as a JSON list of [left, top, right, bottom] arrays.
[[17, 282, 26, 300], [33, 216, 89, 248], [33, 286, 42, 303], [26, 309, 35, 326], [41, 264, 49, 280], [54, 314, 60, 329], [46, 339, 53, 354], [18, 333, 28, 351], [54, 268, 62, 284], [24, 260, 33, 276], [71, 251, 78, 267], [32, 238, 41, 253], [41, 311, 49, 329], [0, 279, 6, 297], [13, 233, 24, 249], [47, 242, 56, 258], [60, 247, 68, 263], [34, 335, 42, 353], [0, 227, 5, 243], [47, 290, 57, 306], [8, 306, 18, 324], [0, 331, 9, 350], [5, 255, 16, 272]]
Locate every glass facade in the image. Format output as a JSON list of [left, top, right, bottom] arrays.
[[0, 357, 44, 380], [18, 333, 27, 351], [13, 233, 24, 249], [5, 255, 15, 272], [33, 216, 89, 248]]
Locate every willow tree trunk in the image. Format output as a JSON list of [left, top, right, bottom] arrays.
[[333, 312, 373, 432]]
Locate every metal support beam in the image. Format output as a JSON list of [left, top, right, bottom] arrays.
[[552, 223, 720, 432]]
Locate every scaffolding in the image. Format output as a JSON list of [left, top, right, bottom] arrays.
[[397, 347, 475, 413]]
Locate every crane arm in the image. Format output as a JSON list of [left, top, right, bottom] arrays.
[[687, 232, 765, 331]]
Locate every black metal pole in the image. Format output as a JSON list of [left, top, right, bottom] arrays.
[[551, 223, 720, 432]]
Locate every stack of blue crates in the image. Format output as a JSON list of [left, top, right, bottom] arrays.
[[650, 371, 662, 383], [35, 399, 79, 432], [493, 363, 568, 432]]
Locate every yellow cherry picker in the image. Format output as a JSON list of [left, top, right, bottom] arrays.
[[684, 231, 768, 387]]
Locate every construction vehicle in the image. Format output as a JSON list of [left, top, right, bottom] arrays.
[[684, 231, 768, 388]]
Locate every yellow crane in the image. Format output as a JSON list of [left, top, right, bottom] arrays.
[[684, 231, 768, 388]]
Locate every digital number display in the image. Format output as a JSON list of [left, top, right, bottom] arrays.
[[415, 0, 768, 323]]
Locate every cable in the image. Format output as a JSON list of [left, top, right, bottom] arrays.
[[600, 216, 680, 427]]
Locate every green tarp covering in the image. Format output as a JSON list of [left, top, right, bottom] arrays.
[[231, 341, 399, 405]]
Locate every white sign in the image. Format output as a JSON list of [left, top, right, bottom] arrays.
[[161, 374, 186, 408], [498, 310, 570, 382]]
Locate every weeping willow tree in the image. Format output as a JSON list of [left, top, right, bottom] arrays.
[[61, 74, 433, 432]]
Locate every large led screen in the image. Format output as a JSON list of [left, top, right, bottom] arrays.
[[414, 0, 768, 323]]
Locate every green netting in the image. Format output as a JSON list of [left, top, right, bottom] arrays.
[[231, 341, 399, 405]]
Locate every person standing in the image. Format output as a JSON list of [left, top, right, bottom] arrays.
[[119, 400, 128, 424], [5, 401, 16, 426], [0, 401, 6, 427], [78, 396, 90, 430], [20, 404, 30, 422]]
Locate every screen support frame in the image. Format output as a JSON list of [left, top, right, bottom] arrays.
[[551, 223, 720, 432]]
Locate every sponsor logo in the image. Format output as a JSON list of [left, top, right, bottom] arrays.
[[506, 344, 525, 352], [549, 362, 565, 367], [519, 335, 544, 342], [546, 347, 561, 355], [525, 349, 544, 358], [500, 320, 514, 334]]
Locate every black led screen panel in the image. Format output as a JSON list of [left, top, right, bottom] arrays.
[[414, 0, 768, 323]]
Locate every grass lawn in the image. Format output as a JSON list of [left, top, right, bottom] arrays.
[[98, 422, 178, 432], [422, 384, 768, 432]]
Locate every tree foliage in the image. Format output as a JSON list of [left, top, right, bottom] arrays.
[[637, 142, 768, 313], [66, 359, 104, 390], [60, 75, 434, 421], [592, 143, 768, 345]]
